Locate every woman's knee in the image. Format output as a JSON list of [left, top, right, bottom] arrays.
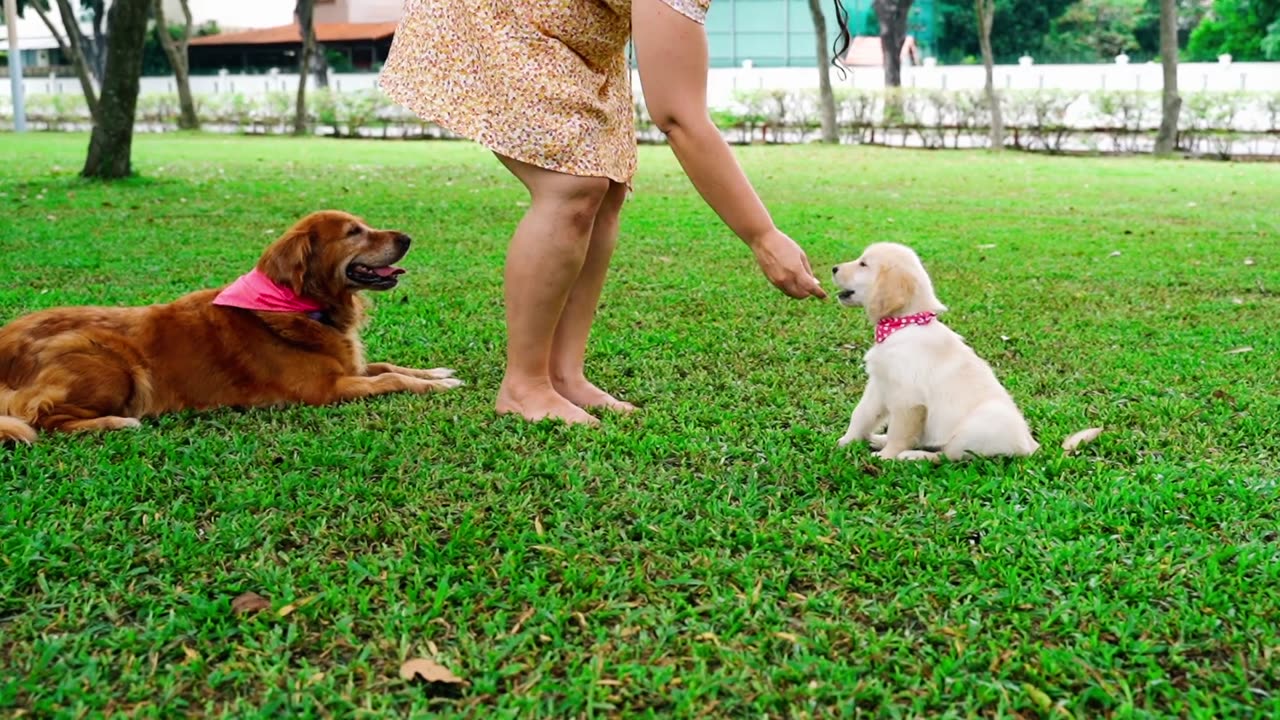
[[533, 175, 612, 233]]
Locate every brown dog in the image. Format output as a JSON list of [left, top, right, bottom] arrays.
[[0, 210, 461, 444]]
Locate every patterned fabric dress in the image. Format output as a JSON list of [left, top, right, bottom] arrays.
[[379, 0, 712, 186]]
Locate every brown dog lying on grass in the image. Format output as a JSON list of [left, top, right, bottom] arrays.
[[0, 210, 461, 444]]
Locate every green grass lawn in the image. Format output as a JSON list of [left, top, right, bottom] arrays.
[[2, 133, 1278, 718]]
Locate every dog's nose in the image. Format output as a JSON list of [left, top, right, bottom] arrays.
[[831, 266, 839, 275], [394, 233, 412, 252]]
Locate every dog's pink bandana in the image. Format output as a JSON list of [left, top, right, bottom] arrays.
[[212, 268, 323, 313], [875, 311, 937, 344]]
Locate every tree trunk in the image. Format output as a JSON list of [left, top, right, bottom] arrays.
[[82, 0, 150, 179], [295, 0, 316, 136], [807, 0, 839, 143], [873, 0, 913, 88], [1154, 0, 1181, 156], [88, 0, 107, 82], [37, 0, 99, 121], [976, 0, 1003, 150], [312, 43, 330, 89], [153, 0, 199, 130]]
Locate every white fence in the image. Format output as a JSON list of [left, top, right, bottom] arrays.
[[2, 62, 1276, 109]]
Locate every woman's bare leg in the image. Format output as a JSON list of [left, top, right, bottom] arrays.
[[493, 154, 609, 425], [550, 181, 635, 412]]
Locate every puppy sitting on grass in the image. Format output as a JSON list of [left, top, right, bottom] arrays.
[[831, 242, 1038, 461]]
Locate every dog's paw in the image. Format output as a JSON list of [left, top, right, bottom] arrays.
[[896, 450, 940, 462], [868, 433, 888, 450], [837, 433, 857, 448], [433, 377, 464, 391], [875, 447, 924, 461], [423, 367, 455, 379]]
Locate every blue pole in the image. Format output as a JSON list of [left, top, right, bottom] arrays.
[[4, 0, 26, 132]]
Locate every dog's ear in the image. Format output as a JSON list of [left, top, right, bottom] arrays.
[[867, 263, 918, 320], [257, 228, 313, 295]]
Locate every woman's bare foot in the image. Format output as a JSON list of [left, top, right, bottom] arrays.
[[553, 376, 637, 413], [496, 381, 598, 425]]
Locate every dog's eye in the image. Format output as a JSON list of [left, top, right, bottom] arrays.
[[347, 226, 363, 237], [859, 261, 868, 267]]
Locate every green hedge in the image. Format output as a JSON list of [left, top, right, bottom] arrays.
[[2, 86, 1278, 157]]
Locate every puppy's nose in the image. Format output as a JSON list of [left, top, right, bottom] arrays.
[[394, 233, 412, 252]]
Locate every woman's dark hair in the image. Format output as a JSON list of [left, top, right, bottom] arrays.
[[830, 0, 852, 73]]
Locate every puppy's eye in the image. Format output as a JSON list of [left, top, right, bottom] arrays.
[[347, 226, 363, 237]]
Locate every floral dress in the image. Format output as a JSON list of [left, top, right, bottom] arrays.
[[379, 0, 712, 185]]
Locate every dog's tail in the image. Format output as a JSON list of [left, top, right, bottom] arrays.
[[0, 416, 37, 445]]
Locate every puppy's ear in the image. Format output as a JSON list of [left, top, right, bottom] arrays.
[[867, 263, 917, 320], [257, 228, 312, 295]]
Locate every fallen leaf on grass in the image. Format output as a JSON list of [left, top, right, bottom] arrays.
[[1108, 251, 1122, 257], [1224, 346, 1253, 355], [277, 595, 319, 618], [1062, 427, 1103, 452], [399, 658, 467, 686], [774, 632, 800, 643], [1023, 683, 1053, 713], [1244, 257, 1256, 266], [231, 592, 271, 615], [976, 243, 997, 249]]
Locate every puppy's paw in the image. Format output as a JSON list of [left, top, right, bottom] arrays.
[[876, 447, 909, 461], [398, 367, 455, 380], [433, 377, 464, 391], [896, 450, 940, 462], [868, 433, 888, 450], [837, 433, 857, 448]]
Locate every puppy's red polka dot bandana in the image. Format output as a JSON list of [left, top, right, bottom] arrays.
[[875, 312, 938, 344]]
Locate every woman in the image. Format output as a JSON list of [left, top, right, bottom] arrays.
[[380, 0, 845, 425]]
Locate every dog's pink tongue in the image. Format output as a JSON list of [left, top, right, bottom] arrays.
[[373, 266, 405, 278]]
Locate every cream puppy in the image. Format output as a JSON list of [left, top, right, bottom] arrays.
[[832, 242, 1038, 461]]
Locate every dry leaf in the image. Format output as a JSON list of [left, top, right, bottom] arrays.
[[1224, 346, 1253, 355], [399, 657, 466, 685], [231, 591, 271, 615], [1062, 427, 1104, 452], [1244, 257, 1256, 266], [530, 545, 564, 556], [277, 594, 319, 618], [597, 679, 623, 687], [427, 640, 440, 657], [1108, 251, 1122, 257], [182, 646, 201, 663], [507, 607, 535, 637], [534, 516, 544, 537], [976, 243, 997, 249], [774, 632, 799, 643]]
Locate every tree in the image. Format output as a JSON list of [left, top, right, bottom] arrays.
[[294, 0, 315, 136], [1154, 0, 1180, 155], [873, 0, 915, 87], [19, 0, 102, 120], [936, 0, 1075, 64], [1043, 0, 1143, 63], [152, 0, 197, 130], [976, 0, 1003, 150], [807, 0, 840, 144], [1185, 0, 1280, 61], [82, 0, 150, 178]]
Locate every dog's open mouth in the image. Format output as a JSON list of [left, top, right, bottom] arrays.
[[837, 290, 856, 302], [346, 263, 406, 288]]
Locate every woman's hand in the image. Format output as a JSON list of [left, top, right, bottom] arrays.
[[752, 230, 827, 300]]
